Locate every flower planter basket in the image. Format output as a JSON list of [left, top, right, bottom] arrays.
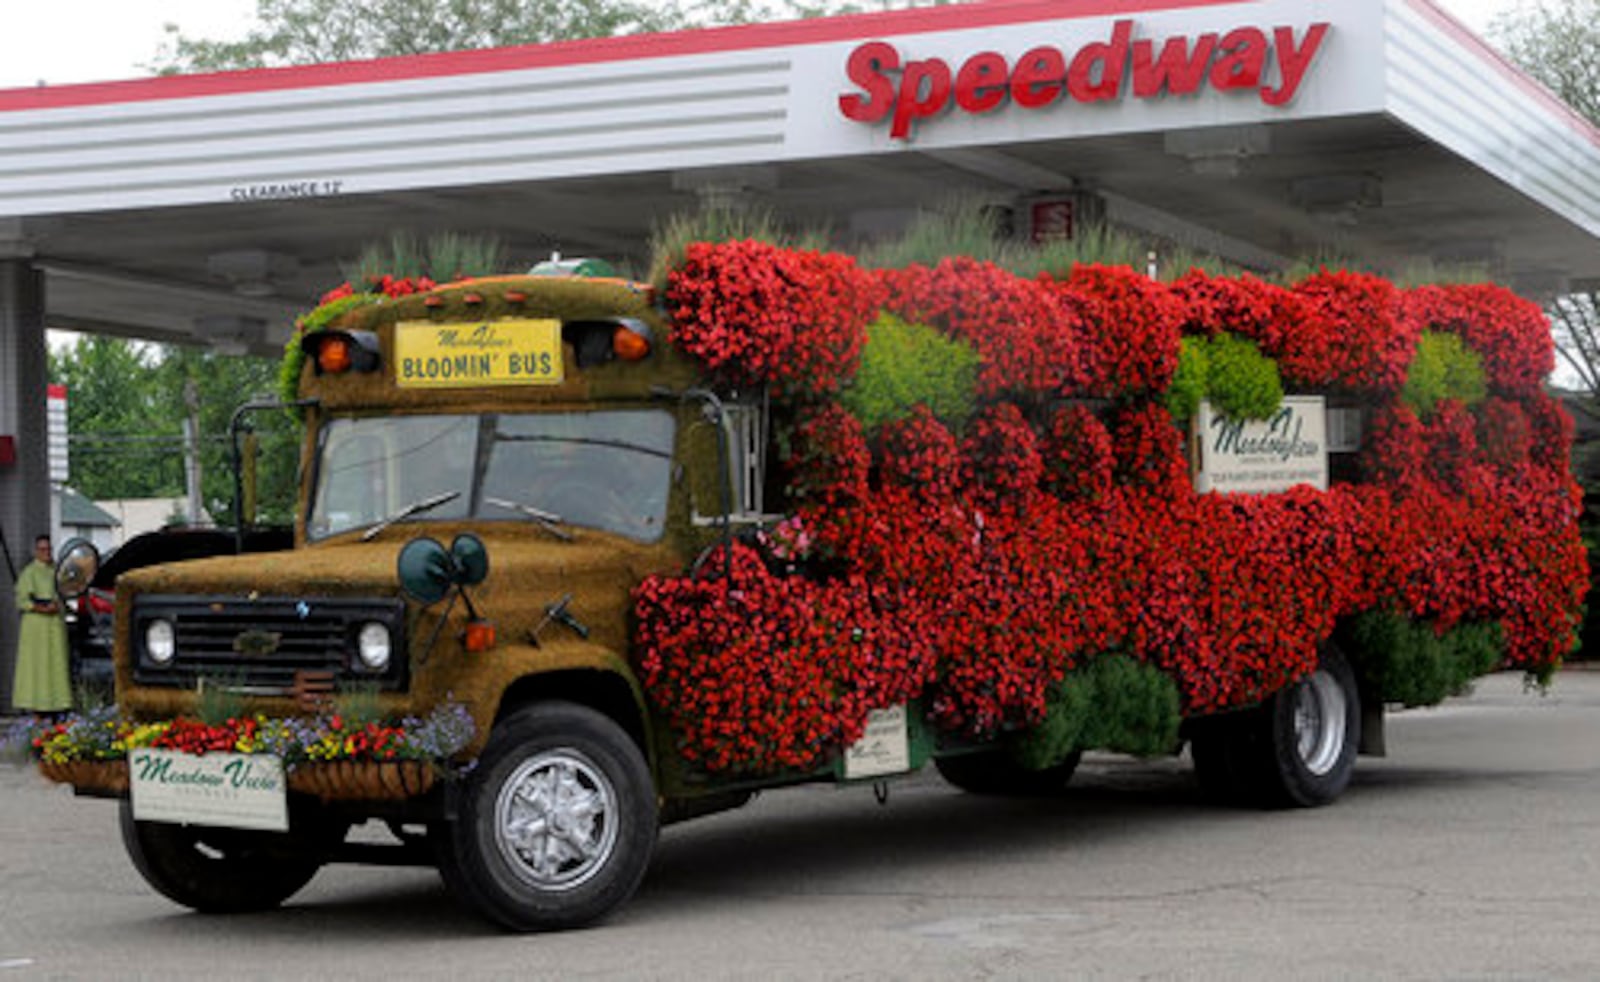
[[287, 760, 436, 800], [38, 759, 129, 794]]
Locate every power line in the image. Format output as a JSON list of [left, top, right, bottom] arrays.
[[67, 433, 260, 446]]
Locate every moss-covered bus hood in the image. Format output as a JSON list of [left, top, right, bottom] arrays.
[[113, 525, 685, 724]]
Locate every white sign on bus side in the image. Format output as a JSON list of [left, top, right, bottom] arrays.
[[1194, 396, 1328, 495]]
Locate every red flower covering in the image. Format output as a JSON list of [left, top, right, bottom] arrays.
[[1523, 391, 1575, 471], [961, 403, 1044, 507], [152, 717, 257, 755], [1112, 485, 1375, 711], [1043, 404, 1114, 504], [1423, 400, 1480, 491], [925, 504, 1109, 734], [1402, 284, 1554, 395], [879, 257, 1084, 400], [1045, 263, 1184, 397], [318, 275, 438, 306], [319, 282, 356, 305], [1109, 403, 1190, 497], [1362, 404, 1428, 487], [666, 240, 880, 399], [784, 404, 871, 509], [1295, 270, 1419, 392], [1170, 271, 1330, 388], [635, 244, 1586, 775], [877, 407, 961, 496], [1381, 472, 1585, 667], [1478, 396, 1532, 471], [634, 544, 935, 774]]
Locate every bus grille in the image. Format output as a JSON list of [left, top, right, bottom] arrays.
[[130, 595, 408, 693]]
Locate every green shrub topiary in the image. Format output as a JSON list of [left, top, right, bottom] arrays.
[[838, 313, 981, 433], [1165, 333, 1282, 425], [1348, 610, 1503, 707], [1206, 332, 1283, 421], [1012, 655, 1181, 769], [1402, 330, 1487, 418], [1164, 337, 1210, 423]]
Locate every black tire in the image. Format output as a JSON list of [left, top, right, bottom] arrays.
[[118, 801, 334, 913], [437, 702, 657, 932], [933, 749, 1082, 796], [1191, 647, 1360, 809], [1188, 719, 1245, 804]]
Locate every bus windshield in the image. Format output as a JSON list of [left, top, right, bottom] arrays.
[[309, 410, 676, 543]]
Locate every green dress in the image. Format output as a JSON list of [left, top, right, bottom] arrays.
[[12, 559, 71, 712]]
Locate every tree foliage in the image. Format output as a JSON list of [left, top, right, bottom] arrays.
[[50, 339, 298, 525], [1491, 2, 1600, 410], [1492, 0, 1600, 125], [1549, 291, 1600, 397], [152, 0, 944, 73], [155, 0, 677, 71], [50, 337, 172, 500]]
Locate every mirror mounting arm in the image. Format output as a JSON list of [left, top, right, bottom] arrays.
[[229, 397, 319, 554]]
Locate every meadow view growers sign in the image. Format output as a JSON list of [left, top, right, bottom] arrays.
[[129, 749, 288, 832], [1195, 396, 1328, 494]]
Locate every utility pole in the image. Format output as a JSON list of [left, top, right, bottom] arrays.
[[183, 378, 202, 525]]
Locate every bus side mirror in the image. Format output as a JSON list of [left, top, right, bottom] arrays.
[[55, 538, 101, 599]]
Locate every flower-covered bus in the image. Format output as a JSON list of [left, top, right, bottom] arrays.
[[30, 245, 1586, 931]]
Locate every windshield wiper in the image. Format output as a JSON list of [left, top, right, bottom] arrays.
[[485, 496, 574, 541], [360, 490, 462, 541], [492, 432, 672, 459]]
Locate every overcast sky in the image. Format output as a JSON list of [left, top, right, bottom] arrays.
[[0, 0, 1517, 90]]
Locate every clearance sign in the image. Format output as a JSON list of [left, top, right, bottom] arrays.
[[395, 319, 563, 388], [838, 19, 1330, 140]]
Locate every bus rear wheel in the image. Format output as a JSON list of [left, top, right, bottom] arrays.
[[1191, 646, 1360, 809]]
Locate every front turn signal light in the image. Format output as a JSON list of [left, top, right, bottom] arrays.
[[463, 619, 497, 653]]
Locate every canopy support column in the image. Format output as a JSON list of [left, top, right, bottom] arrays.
[[0, 255, 52, 711]]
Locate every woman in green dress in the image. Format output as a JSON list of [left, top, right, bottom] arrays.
[[12, 534, 70, 715]]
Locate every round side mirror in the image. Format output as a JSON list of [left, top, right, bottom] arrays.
[[397, 537, 453, 606], [55, 537, 101, 599], [450, 533, 489, 587]]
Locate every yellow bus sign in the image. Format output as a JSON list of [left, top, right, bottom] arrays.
[[395, 319, 563, 388]]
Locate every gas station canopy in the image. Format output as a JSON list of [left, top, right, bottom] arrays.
[[0, 0, 1597, 355]]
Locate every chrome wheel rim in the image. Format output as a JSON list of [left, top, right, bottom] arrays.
[[494, 749, 618, 891], [1292, 669, 1347, 776]]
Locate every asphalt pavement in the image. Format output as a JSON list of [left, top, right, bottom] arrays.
[[4, 668, 1600, 980]]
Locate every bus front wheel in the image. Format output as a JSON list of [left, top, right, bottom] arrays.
[[437, 702, 657, 931]]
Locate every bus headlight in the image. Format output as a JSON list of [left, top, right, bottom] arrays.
[[145, 619, 176, 665], [356, 622, 392, 671]]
